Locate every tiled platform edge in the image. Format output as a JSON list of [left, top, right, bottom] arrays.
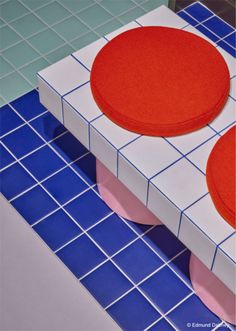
[[37, 3, 236, 294]]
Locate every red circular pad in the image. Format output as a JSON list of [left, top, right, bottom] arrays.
[[206, 126, 235, 228], [90, 27, 230, 136]]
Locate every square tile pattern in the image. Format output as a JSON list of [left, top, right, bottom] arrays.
[[0, 2, 235, 331], [37, 2, 236, 296]]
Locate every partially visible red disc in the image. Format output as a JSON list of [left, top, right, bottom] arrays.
[[90, 26, 230, 136], [206, 126, 236, 228]]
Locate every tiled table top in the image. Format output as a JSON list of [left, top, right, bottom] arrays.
[[1, 2, 236, 331], [37, 3, 236, 295]]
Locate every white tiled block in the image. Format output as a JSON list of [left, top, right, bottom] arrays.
[[179, 213, 216, 268], [213, 234, 236, 293], [38, 56, 89, 121], [63, 83, 102, 148], [183, 25, 216, 46], [167, 126, 215, 155], [151, 158, 208, 211], [120, 136, 181, 178], [148, 182, 181, 235], [136, 5, 187, 28], [90, 116, 139, 175], [72, 38, 107, 70], [38, 76, 63, 121], [217, 47, 236, 78], [106, 21, 140, 40], [183, 194, 234, 244], [187, 135, 219, 174], [118, 154, 148, 204], [230, 76, 236, 99], [210, 97, 236, 132]]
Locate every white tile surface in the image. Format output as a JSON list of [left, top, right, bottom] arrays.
[[230, 76, 236, 99], [90, 116, 139, 175], [183, 25, 216, 45], [183, 194, 234, 244], [148, 182, 181, 235], [217, 47, 236, 78], [212, 234, 236, 293], [167, 126, 215, 155], [63, 82, 102, 122], [106, 21, 140, 40], [136, 5, 187, 28], [187, 135, 219, 173], [151, 158, 208, 210], [120, 136, 181, 178], [73, 38, 107, 70], [210, 96, 236, 132]]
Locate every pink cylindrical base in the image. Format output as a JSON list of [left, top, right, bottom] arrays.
[[96, 160, 161, 225], [190, 254, 235, 325]]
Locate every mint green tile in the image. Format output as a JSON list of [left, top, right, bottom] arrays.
[[36, 1, 71, 25], [46, 44, 74, 63], [100, 0, 135, 16], [119, 7, 145, 24], [0, 25, 22, 50], [0, 95, 5, 107], [58, 0, 94, 13], [28, 28, 64, 54], [2, 41, 40, 68], [0, 56, 14, 77], [95, 18, 122, 36], [0, 72, 32, 102], [77, 4, 112, 29], [11, 13, 46, 38], [71, 31, 98, 50], [0, 0, 29, 22], [0, 17, 5, 27], [20, 57, 49, 85], [21, 0, 51, 10], [141, 0, 169, 11], [53, 16, 88, 41]]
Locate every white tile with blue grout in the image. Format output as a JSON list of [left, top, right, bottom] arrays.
[[37, 3, 236, 296], [1, 2, 236, 330]]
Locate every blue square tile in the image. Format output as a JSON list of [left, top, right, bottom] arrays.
[[2, 125, 44, 158], [0, 105, 24, 137], [224, 31, 236, 48], [65, 189, 111, 229], [50, 132, 88, 163], [149, 318, 175, 331], [167, 294, 221, 330], [72, 153, 96, 185], [107, 289, 160, 330], [88, 214, 137, 256], [140, 266, 191, 313], [43, 167, 88, 204], [81, 261, 132, 307], [0, 144, 14, 170], [169, 250, 192, 287], [56, 234, 106, 278], [1, 163, 36, 200], [203, 16, 234, 38], [217, 41, 236, 58], [10, 90, 46, 121], [143, 226, 185, 262], [11, 185, 58, 225], [178, 11, 198, 26], [196, 25, 219, 42], [21, 145, 66, 181], [113, 239, 163, 283], [30, 112, 66, 142], [185, 3, 213, 22], [33, 209, 81, 251]]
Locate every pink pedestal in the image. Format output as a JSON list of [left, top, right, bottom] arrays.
[[96, 160, 161, 225], [190, 254, 235, 325]]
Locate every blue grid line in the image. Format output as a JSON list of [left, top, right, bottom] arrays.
[[70, 53, 91, 72]]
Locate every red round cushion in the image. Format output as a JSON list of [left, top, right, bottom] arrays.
[[90, 27, 230, 136], [206, 126, 235, 228]]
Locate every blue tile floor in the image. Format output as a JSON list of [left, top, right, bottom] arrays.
[[0, 2, 235, 330]]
